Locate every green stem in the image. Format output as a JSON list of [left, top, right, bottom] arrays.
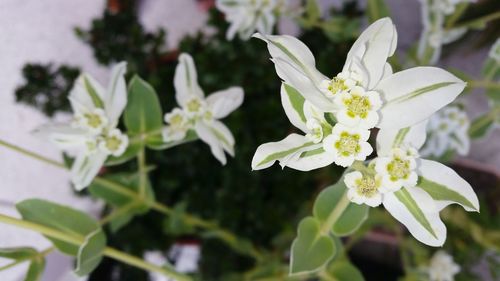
[[99, 202, 139, 225], [137, 148, 147, 199], [0, 214, 192, 281], [0, 247, 54, 271], [0, 139, 264, 261], [466, 80, 500, 90], [447, 11, 500, 30], [445, 3, 469, 29], [319, 191, 351, 235]]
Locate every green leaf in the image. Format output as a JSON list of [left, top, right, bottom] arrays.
[[323, 261, 365, 281], [162, 202, 195, 236], [313, 181, 369, 236], [393, 189, 437, 238], [283, 83, 306, 123], [367, 0, 390, 23], [88, 173, 155, 214], [109, 213, 133, 233], [25, 256, 46, 281], [106, 141, 142, 166], [469, 113, 495, 139], [290, 217, 336, 275], [0, 247, 38, 260], [16, 199, 101, 256], [124, 75, 163, 136], [418, 176, 476, 210], [75, 229, 106, 276], [306, 0, 320, 22]]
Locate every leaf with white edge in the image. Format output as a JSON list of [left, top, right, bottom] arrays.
[[124, 76, 163, 137], [290, 217, 336, 275], [313, 181, 369, 237], [323, 261, 365, 281], [376, 120, 428, 156], [285, 146, 335, 171], [75, 229, 106, 276], [417, 159, 479, 212], [16, 199, 101, 256], [383, 187, 446, 246], [281, 83, 307, 132], [25, 256, 46, 281], [377, 67, 466, 129], [251, 134, 315, 170]]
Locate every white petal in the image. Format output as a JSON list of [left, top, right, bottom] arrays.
[[251, 133, 313, 170], [195, 121, 226, 165], [32, 124, 89, 150], [377, 67, 466, 129], [418, 159, 479, 212], [383, 187, 446, 246], [105, 61, 127, 127], [210, 120, 235, 156], [206, 87, 244, 119], [69, 74, 106, 113], [70, 151, 107, 190], [365, 194, 383, 207], [174, 53, 204, 107], [344, 171, 363, 189], [381, 63, 393, 79], [376, 120, 429, 156], [280, 84, 307, 132], [286, 146, 335, 171]]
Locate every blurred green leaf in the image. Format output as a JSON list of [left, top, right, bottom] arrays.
[[75, 229, 107, 276]]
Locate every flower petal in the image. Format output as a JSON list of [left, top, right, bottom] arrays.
[[32, 124, 89, 150], [209, 120, 235, 156], [70, 152, 107, 190], [286, 146, 335, 171], [251, 133, 315, 170], [174, 53, 204, 106], [417, 159, 479, 212], [69, 74, 106, 113], [376, 120, 428, 156], [383, 186, 446, 246], [377, 67, 466, 129], [105, 62, 127, 127], [195, 121, 226, 165], [206, 87, 244, 119], [280, 83, 307, 132]]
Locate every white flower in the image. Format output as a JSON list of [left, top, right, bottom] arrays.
[[167, 53, 244, 165], [369, 122, 479, 246], [344, 171, 383, 207], [489, 38, 500, 62], [375, 146, 419, 193], [254, 17, 465, 130], [420, 105, 470, 157], [428, 250, 461, 281], [323, 124, 373, 167], [305, 118, 323, 143], [34, 62, 129, 190], [216, 0, 281, 40], [333, 86, 382, 129]]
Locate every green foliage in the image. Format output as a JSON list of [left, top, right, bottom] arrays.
[[0, 247, 46, 281], [75, 229, 107, 276], [367, 0, 390, 23]]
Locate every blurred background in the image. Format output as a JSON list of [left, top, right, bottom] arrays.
[[0, 0, 498, 280]]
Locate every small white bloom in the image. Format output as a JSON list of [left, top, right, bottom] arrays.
[[488, 38, 500, 62], [344, 171, 383, 207], [99, 129, 129, 157], [334, 86, 382, 129], [319, 71, 360, 99], [74, 108, 109, 135], [375, 146, 419, 192], [428, 250, 461, 281], [183, 96, 206, 117], [323, 124, 373, 167], [305, 118, 323, 143]]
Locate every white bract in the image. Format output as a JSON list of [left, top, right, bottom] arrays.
[[428, 250, 461, 281], [34, 62, 129, 190], [164, 53, 244, 165], [344, 122, 479, 246], [420, 105, 470, 157], [252, 17, 465, 172], [216, 0, 284, 40]]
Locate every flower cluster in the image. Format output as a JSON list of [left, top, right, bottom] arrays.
[[163, 53, 244, 165], [251, 18, 479, 246], [417, 0, 476, 64], [216, 0, 287, 40], [420, 104, 470, 158], [35, 63, 129, 190], [427, 250, 461, 281]]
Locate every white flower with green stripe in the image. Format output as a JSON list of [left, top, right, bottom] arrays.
[[166, 53, 244, 165], [34, 62, 129, 190], [216, 0, 282, 41], [355, 122, 479, 246], [254, 17, 466, 131]]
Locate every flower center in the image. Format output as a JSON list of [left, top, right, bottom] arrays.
[[386, 157, 411, 181], [344, 95, 371, 118], [84, 113, 104, 129], [105, 135, 123, 152], [186, 98, 202, 113], [169, 114, 184, 127], [355, 176, 379, 197], [327, 77, 348, 96], [335, 132, 361, 156]]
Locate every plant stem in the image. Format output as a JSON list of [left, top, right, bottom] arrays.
[[320, 190, 351, 235], [137, 148, 147, 199], [0, 139, 264, 261], [99, 202, 139, 225], [467, 80, 500, 90], [0, 247, 54, 271], [0, 214, 192, 281], [447, 11, 500, 30]]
